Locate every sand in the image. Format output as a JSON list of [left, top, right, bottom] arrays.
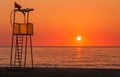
[[0, 67, 120, 77]]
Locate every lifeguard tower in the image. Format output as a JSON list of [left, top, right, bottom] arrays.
[[10, 2, 34, 68]]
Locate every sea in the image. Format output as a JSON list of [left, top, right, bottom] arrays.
[[0, 46, 120, 69]]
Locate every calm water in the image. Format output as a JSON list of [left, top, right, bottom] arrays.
[[0, 46, 120, 69]]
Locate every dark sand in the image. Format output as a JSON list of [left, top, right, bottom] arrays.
[[0, 67, 120, 77]]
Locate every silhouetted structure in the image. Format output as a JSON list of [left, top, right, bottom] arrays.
[[10, 2, 34, 68]]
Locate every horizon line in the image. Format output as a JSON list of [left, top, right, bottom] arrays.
[[1, 46, 120, 47]]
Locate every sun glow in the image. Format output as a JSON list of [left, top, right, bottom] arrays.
[[77, 36, 82, 41]]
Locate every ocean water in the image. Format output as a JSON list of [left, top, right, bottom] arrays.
[[0, 46, 120, 69]]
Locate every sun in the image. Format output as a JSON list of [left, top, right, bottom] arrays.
[[77, 36, 82, 41]]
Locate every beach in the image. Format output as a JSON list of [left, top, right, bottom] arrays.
[[0, 67, 120, 77]]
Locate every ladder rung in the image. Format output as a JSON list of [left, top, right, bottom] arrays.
[[15, 52, 22, 54], [15, 50, 22, 51], [14, 61, 22, 62], [15, 57, 22, 60], [17, 41, 23, 42], [16, 48, 22, 50], [15, 58, 22, 60], [16, 51, 22, 53], [15, 52, 22, 53], [14, 59, 22, 60], [17, 44, 22, 45], [16, 45, 23, 47], [15, 56, 22, 57], [15, 55, 22, 57], [15, 57, 22, 59], [16, 48, 22, 49], [17, 38, 23, 40], [17, 38, 23, 39], [18, 43, 23, 44], [16, 44, 23, 45], [16, 54, 22, 56], [15, 54, 22, 55], [16, 40, 23, 41], [17, 36, 23, 38], [17, 36, 23, 37], [16, 49, 22, 50], [16, 50, 22, 52], [15, 54, 22, 56]]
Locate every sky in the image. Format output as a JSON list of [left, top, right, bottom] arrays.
[[0, 0, 120, 46]]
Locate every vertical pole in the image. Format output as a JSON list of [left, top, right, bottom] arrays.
[[30, 35, 33, 68], [27, 12, 29, 34], [14, 35, 18, 67], [24, 12, 29, 67], [24, 35, 27, 67], [20, 35, 23, 67], [10, 9, 16, 67], [10, 35, 14, 67]]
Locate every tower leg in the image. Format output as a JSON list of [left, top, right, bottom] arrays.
[[24, 35, 28, 67], [30, 35, 33, 68], [10, 35, 14, 67]]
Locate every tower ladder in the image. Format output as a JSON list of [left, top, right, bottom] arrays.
[[14, 35, 23, 67]]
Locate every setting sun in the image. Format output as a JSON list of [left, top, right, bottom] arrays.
[[77, 36, 82, 41]]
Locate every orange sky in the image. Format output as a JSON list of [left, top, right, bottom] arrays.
[[1, 0, 120, 46]]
